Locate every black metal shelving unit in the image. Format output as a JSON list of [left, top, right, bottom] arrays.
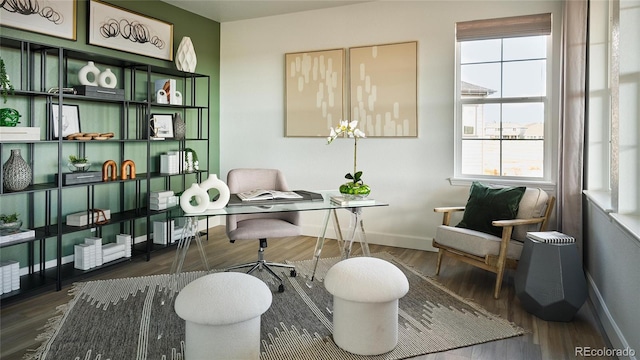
[[0, 36, 211, 304]]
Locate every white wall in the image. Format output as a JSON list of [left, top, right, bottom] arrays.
[[219, 0, 562, 250]]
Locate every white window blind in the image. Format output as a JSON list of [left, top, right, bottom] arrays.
[[456, 13, 552, 42]]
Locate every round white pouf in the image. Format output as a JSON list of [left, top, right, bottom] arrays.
[[174, 272, 272, 360], [324, 257, 409, 356]]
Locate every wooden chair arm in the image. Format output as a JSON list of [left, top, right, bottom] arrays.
[[434, 206, 465, 226], [434, 206, 466, 213], [492, 217, 546, 228]]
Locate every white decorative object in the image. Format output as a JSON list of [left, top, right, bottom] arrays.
[[78, 61, 100, 86], [98, 68, 117, 88], [156, 89, 168, 104], [171, 90, 183, 105], [199, 174, 231, 209], [175, 36, 197, 72], [180, 183, 210, 213]]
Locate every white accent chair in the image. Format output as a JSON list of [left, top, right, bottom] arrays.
[[432, 182, 555, 299], [225, 168, 301, 292]]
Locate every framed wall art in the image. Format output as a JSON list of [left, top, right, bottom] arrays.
[[0, 0, 77, 40], [150, 114, 174, 139], [88, 0, 173, 61], [349, 41, 417, 137], [51, 104, 81, 139], [285, 48, 345, 137]]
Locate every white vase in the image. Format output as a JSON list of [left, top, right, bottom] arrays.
[[98, 68, 117, 88], [180, 183, 209, 213], [199, 174, 230, 209], [78, 61, 100, 86], [175, 37, 197, 73]]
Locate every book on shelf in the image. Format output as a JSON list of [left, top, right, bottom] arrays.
[[237, 189, 303, 202], [330, 195, 376, 206], [0, 228, 36, 243], [527, 231, 575, 244]]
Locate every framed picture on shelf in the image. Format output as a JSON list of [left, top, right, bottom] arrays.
[[51, 104, 81, 139], [88, 0, 173, 61], [0, 0, 77, 40], [150, 114, 174, 139]]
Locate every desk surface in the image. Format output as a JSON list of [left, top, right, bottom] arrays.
[[180, 191, 388, 217]]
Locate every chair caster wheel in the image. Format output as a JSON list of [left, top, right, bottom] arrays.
[[290, 269, 297, 277], [278, 284, 285, 293]]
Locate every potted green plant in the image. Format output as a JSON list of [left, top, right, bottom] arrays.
[[68, 155, 91, 172], [0, 57, 15, 104], [0, 213, 22, 231]]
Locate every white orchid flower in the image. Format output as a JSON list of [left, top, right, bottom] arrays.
[[354, 128, 366, 138]]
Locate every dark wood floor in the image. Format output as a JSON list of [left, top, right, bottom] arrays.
[[1, 226, 611, 360]]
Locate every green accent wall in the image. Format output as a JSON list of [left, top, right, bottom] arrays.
[[0, 0, 220, 266]]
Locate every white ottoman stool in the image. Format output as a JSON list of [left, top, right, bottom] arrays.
[[324, 257, 409, 355], [174, 272, 272, 360]]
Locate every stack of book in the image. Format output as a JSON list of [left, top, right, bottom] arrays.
[[150, 190, 179, 210], [527, 231, 575, 244], [0, 261, 19, 294], [116, 234, 132, 258], [330, 195, 376, 206], [0, 228, 35, 245], [159, 151, 185, 174], [85, 237, 103, 267], [102, 243, 126, 263], [74, 243, 95, 270]]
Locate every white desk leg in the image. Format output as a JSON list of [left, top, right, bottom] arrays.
[[341, 208, 370, 259], [309, 209, 332, 282]]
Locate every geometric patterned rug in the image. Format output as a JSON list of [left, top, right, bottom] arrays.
[[24, 253, 524, 360]]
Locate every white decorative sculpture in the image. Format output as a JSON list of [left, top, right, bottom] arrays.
[[179, 174, 230, 213], [98, 68, 117, 88], [180, 183, 209, 214], [175, 36, 197, 73], [199, 174, 230, 209], [78, 61, 100, 86]]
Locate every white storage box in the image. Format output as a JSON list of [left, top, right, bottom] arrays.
[[66, 209, 111, 227], [0, 127, 40, 141]]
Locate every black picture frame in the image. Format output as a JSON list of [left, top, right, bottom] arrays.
[[51, 104, 81, 139]]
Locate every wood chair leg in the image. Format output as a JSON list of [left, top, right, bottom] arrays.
[[435, 249, 444, 275], [493, 267, 505, 299]]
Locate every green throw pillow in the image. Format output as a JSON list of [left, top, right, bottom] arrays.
[[456, 182, 526, 237]]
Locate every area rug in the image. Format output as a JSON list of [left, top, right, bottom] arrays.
[[25, 253, 524, 360]]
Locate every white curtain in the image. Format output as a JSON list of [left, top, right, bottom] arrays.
[[557, 0, 588, 251]]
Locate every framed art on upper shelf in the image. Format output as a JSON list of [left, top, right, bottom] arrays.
[[88, 0, 173, 61], [0, 0, 77, 40], [150, 114, 174, 139]]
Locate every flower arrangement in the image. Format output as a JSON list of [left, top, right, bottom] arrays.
[[327, 120, 371, 196]]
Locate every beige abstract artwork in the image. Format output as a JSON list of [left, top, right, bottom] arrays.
[[349, 42, 417, 137], [285, 48, 345, 137]]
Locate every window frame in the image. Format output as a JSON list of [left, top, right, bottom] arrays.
[[453, 17, 555, 186]]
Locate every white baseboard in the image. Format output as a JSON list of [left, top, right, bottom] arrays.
[[301, 224, 437, 252], [586, 271, 637, 360]]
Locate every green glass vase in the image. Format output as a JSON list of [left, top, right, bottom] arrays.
[[339, 182, 371, 198]]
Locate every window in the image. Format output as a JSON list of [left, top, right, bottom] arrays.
[[455, 14, 552, 180]]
